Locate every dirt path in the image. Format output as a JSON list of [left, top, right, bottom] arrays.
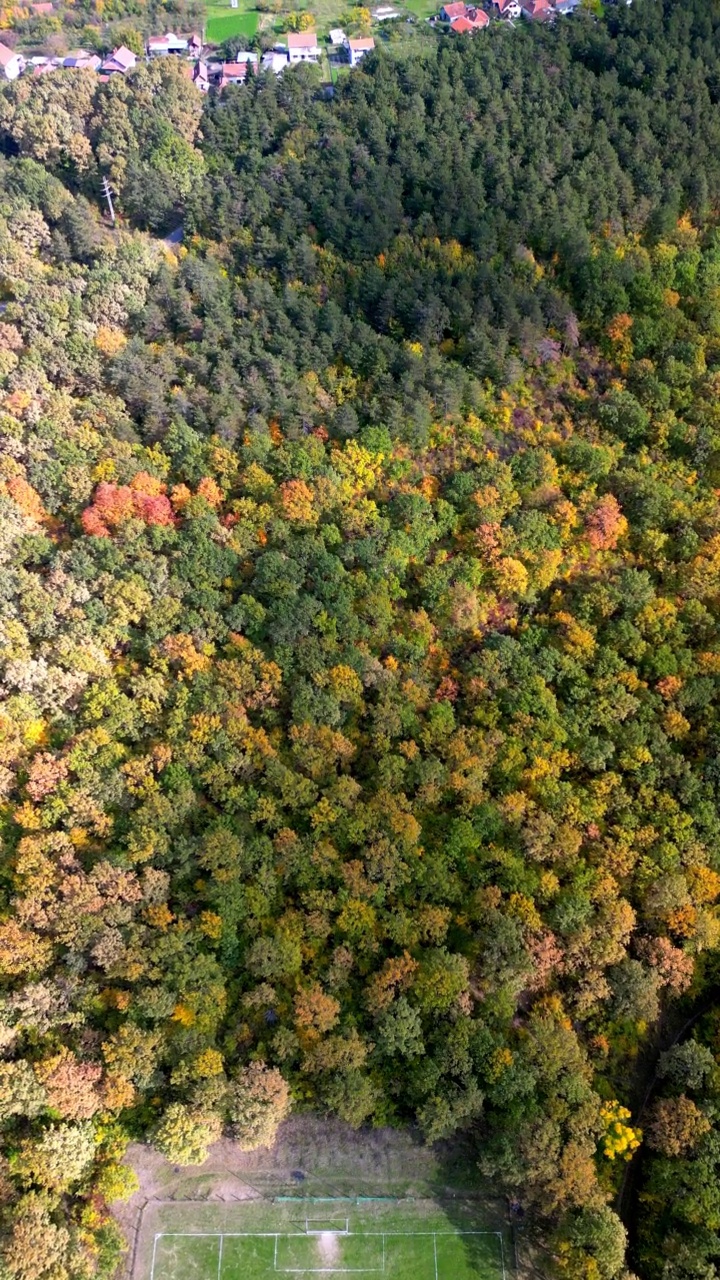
[[617, 990, 718, 1262]]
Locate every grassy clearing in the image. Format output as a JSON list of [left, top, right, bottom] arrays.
[[375, 17, 441, 56], [205, 7, 260, 41], [145, 1200, 509, 1280], [401, 0, 438, 20]]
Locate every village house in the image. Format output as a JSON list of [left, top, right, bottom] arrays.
[[30, 57, 58, 75], [328, 27, 346, 45], [63, 50, 101, 69], [442, 3, 489, 29], [440, 2, 465, 18], [491, 0, 522, 17], [100, 45, 137, 74], [287, 30, 321, 62], [555, 0, 580, 12], [261, 49, 290, 73], [192, 59, 210, 91], [147, 33, 189, 56], [218, 60, 250, 86], [520, 0, 554, 17], [346, 35, 375, 65], [0, 41, 24, 80]]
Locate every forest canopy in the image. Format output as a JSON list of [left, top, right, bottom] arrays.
[[3, 3, 720, 1279]]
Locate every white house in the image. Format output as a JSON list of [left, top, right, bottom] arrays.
[[261, 49, 289, 73], [0, 42, 24, 80], [286, 31, 321, 62], [346, 35, 375, 65], [147, 32, 189, 56], [328, 27, 346, 44], [491, 0, 522, 16]]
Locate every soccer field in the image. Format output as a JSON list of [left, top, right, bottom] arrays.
[[146, 1202, 507, 1280]]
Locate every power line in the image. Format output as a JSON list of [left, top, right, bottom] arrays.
[[101, 175, 116, 226]]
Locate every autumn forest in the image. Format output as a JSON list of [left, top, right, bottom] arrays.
[[3, 2, 720, 1277]]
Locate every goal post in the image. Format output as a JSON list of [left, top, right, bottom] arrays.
[[304, 1217, 349, 1235]]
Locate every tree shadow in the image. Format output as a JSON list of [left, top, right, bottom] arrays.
[[428, 1133, 520, 1277]]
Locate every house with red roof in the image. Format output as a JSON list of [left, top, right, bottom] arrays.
[[442, 1, 489, 27], [491, 0, 522, 16], [346, 35, 375, 66], [444, 2, 489, 29], [100, 45, 137, 74], [287, 30, 321, 62], [520, 0, 554, 17], [218, 60, 249, 86]]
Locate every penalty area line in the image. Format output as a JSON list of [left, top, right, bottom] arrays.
[[150, 1235, 159, 1280]]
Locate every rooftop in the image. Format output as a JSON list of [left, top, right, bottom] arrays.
[[287, 30, 319, 47]]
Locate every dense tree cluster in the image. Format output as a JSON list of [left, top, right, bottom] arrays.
[[2, 3, 720, 1278], [637, 1025, 720, 1280]]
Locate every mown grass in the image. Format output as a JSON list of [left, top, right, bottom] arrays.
[[146, 1200, 509, 1280], [205, 7, 260, 41]]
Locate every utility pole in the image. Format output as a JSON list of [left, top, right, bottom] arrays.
[[101, 175, 116, 226]]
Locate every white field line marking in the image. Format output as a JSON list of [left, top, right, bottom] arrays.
[[150, 1234, 159, 1280], [304, 1219, 350, 1235], [156, 1231, 498, 1238], [153, 1230, 508, 1279]]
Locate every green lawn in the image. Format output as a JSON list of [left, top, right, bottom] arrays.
[[402, 0, 438, 19], [145, 1201, 508, 1280], [205, 8, 260, 41]]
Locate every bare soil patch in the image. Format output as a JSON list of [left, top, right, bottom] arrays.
[[317, 1231, 341, 1266]]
